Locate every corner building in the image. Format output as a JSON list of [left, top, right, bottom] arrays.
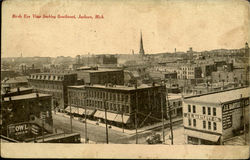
[[183, 87, 249, 145], [84, 84, 166, 129], [28, 73, 78, 109]]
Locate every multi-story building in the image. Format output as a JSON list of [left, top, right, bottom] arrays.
[[183, 87, 249, 145], [66, 85, 96, 118], [83, 83, 166, 129], [211, 68, 249, 85], [167, 93, 183, 118], [28, 73, 78, 109], [77, 69, 124, 85], [1, 76, 29, 88], [1, 91, 53, 141], [177, 64, 202, 80]]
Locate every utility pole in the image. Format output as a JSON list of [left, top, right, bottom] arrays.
[[70, 101, 73, 133], [161, 89, 165, 144], [104, 100, 109, 144], [166, 90, 173, 145], [84, 94, 88, 143], [241, 94, 247, 145], [135, 89, 138, 144], [121, 110, 124, 133]]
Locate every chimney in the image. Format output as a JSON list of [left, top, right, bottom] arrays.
[[134, 84, 137, 89], [9, 97, 12, 101], [17, 87, 20, 93]]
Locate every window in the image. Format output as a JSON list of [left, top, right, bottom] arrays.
[[202, 106, 206, 114], [188, 119, 192, 126], [213, 108, 216, 116], [213, 122, 217, 130], [193, 119, 196, 127], [193, 105, 196, 113], [208, 121, 211, 130], [208, 107, 211, 115], [203, 120, 206, 129], [188, 105, 191, 112]]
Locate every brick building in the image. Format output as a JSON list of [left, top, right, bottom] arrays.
[[183, 87, 249, 145], [167, 93, 183, 118], [28, 73, 78, 109], [82, 84, 166, 129], [1, 92, 53, 141], [66, 85, 96, 118], [177, 64, 202, 80], [78, 69, 124, 85]]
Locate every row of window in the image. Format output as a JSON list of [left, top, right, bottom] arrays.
[[188, 119, 217, 131], [68, 91, 85, 97], [87, 90, 129, 102], [86, 100, 130, 113], [30, 82, 63, 90], [188, 105, 216, 116]]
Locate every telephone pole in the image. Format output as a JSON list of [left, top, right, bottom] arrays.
[[84, 95, 88, 143], [161, 88, 165, 143], [135, 90, 138, 144], [104, 100, 109, 144], [70, 102, 73, 133], [166, 90, 173, 145]]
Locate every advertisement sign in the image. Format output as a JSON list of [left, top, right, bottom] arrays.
[[7, 122, 41, 141]]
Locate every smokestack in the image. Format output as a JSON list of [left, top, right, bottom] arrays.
[[17, 87, 20, 94]]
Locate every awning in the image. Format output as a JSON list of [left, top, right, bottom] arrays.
[[114, 114, 130, 123], [94, 110, 105, 119], [106, 112, 118, 121], [184, 129, 221, 142], [79, 108, 95, 116], [65, 106, 78, 114], [94, 110, 118, 121]]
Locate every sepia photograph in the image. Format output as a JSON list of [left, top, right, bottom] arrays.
[[1, 0, 249, 158]]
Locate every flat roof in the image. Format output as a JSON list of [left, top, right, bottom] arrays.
[[3, 93, 51, 101], [1, 87, 33, 95], [85, 84, 162, 91], [184, 87, 249, 104], [82, 69, 123, 73], [68, 85, 85, 89], [167, 93, 182, 100]]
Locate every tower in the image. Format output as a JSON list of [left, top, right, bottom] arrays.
[[245, 42, 249, 57], [139, 31, 145, 56]]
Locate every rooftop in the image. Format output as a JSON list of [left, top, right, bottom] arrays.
[[82, 69, 123, 73], [68, 85, 85, 89], [85, 84, 162, 91], [3, 93, 51, 101], [1, 87, 33, 95], [184, 87, 249, 104], [30, 72, 76, 76], [167, 93, 182, 100], [2, 76, 28, 84]]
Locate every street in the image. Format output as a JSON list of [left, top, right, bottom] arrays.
[[52, 112, 184, 144], [52, 113, 132, 143]]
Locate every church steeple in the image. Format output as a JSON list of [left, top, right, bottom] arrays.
[[139, 31, 145, 56]]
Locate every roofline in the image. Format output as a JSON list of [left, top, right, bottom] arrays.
[[183, 86, 249, 100]]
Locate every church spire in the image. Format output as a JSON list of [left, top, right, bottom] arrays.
[[139, 31, 145, 56]]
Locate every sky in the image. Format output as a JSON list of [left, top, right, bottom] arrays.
[[2, 0, 249, 57]]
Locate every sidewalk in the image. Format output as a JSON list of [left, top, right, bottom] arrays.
[[52, 111, 183, 135]]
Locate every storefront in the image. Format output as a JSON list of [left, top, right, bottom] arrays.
[[93, 110, 130, 127], [185, 129, 221, 145]]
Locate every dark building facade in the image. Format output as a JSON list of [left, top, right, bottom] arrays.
[[1, 92, 53, 141], [28, 73, 78, 109], [78, 69, 124, 85], [84, 84, 166, 129]]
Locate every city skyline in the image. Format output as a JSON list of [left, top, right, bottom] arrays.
[[2, 0, 249, 58]]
